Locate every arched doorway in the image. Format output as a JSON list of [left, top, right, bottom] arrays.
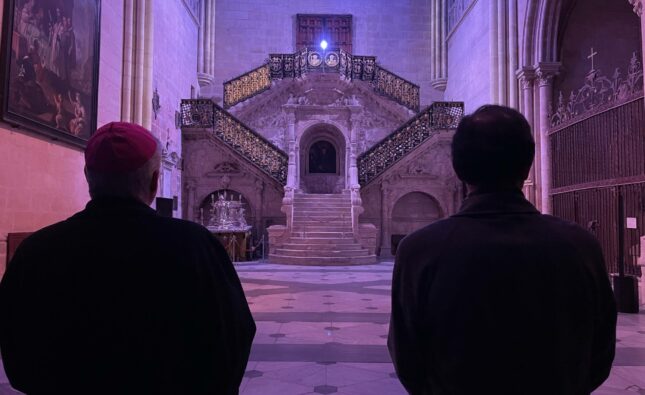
[[309, 140, 337, 174], [299, 123, 346, 194], [390, 192, 443, 254]]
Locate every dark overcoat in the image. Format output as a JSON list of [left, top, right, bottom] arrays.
[[388, 190, 616, 395], [0, 197, 256, 394]]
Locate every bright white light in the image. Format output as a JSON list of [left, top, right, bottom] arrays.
[[320, 40, 328, 50]]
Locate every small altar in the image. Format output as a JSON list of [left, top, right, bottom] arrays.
[[203, 192, 252, 262]]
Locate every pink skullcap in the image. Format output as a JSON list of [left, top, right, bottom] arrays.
[[85, 122, 157, 173]]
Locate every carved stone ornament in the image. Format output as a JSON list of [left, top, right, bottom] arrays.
[[536, 70, 556, 87], [211, 161, 240, 174]]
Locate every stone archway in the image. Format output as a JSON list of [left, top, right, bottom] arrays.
[[299, 123, 346, 194], [390, 192, 443, 254]]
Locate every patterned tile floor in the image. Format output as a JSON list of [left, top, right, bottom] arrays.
[[0, 260, 644, 394]]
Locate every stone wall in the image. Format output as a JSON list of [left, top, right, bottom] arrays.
[[0, 0, 124, 274], [151, 0, 201, 217], [554, 0, 641, 102], [443, 0, 491, 112], [210, 0, 443, 106], [0, 0, 199, 274], [359, 131, 462, 256], [182, 130, 286, 258]]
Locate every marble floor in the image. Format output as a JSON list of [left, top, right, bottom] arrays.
[[0, 260, 644, 394]]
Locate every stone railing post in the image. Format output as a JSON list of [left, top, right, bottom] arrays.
[[349, 109, 363, 240]]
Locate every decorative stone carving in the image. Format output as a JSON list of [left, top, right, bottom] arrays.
[[536, 69, 556, 87], [211, 161, 240, 174]]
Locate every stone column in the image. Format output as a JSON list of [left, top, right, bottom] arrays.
[[185, 179, 196, 222], [380, 182, 393, 257], [430, 0, 448, 91], [517, 67, 536, 205], [121, 0, 154, 129], [348, 108, 362, 189], [535, 63, 560, 214], [197, 0, 216, 87], [284, 108, 297, 189]]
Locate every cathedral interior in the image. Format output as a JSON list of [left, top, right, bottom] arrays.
[[1, 0, 645, 393]]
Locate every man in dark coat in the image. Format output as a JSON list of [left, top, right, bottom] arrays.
[[0, 122, 255, 394], [388, 105, 616, 395]]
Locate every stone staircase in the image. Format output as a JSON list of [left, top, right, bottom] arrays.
[[269, 193, 377, 265]]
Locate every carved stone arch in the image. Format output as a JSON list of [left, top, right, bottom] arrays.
[[298, 122, 347, 193], [295, 119, 349, 146], [387, 188, 446, 224], [522, 0, 571, 66]]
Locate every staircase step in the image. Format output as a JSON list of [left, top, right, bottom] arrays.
[[281, 243, 364, 251], [292, 225, 353, 231], [292, 220, 352, 226], [274, 248, 369, 257], [290, 231, 352, 238], [288, 237, 357, 245], [268, 254, 378, 265]]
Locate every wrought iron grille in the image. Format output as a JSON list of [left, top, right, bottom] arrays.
[[223, 64, 272, 108], [550, 52, 644, 130], [180, 99, 288, 185], [223, 48, 420, 112], [372, 66, 420, 112], [357, 101, 464, 186]]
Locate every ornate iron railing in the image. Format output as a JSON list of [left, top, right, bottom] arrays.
[[550, 51, 644, 130], [373, 66, 420, 112], [223, 47, 420, 112], [180, 99, 288, 185], [357, 101, 464, 186], [223, 64, 272, 108]]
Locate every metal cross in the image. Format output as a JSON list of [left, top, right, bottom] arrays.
[[587, 47, 598, 71]]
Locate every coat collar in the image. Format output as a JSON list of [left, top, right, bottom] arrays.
[[453, 188, 539, 217], [81, 196, 157, 216]]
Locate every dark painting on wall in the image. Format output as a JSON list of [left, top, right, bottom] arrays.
[[1, 0, 101, 147]]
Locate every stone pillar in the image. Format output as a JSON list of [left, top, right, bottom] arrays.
[[121, 0, 154, 129], [197, 0, 216, 87], [185, 179, 196, 222], [430, 0, 448, 91], [284, 109, 297, 189], [535, 63, 560, 214], [380, 182, 393, 257], [348, 108, 362, 189], [517, 67, 537, 205]]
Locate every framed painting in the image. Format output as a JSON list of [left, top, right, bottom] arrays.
[[1, 0, 101, 147]]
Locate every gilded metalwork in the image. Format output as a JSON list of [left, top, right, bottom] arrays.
[[180, 99, 214, 127], [223, 64, 271, 108], [550, 51, 644, 130], [373, 66, 420, 112], [180, 99, 288, 185], [357, 102, 464, 186], [223, 47, 420, 112]]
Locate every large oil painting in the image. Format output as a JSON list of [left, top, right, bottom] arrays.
[[1, 0, 101, 147]]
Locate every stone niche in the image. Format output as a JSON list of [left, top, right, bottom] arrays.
[[359, 134, 463, 257], [182, 128, 286, 258]]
